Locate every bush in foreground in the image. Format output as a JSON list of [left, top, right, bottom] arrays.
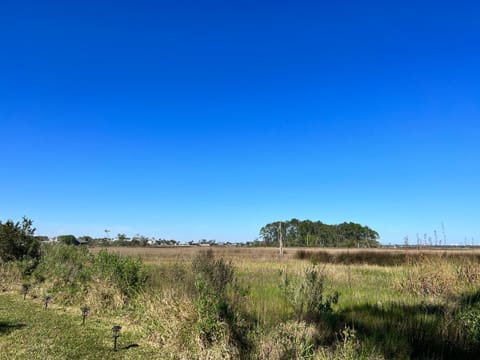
[[31, 245, 148, 309], [0, 217, 40, 263]]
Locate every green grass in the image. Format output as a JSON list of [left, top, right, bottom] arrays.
[[4, 246, 480, 359], [0, 294, 158, 359]]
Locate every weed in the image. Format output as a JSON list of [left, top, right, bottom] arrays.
[[281, 265, 339, 322], [258, 321, 317, 360]]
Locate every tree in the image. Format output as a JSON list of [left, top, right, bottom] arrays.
[[117, 233, 129, 241], [0, 216, 40, 261], [57, 235, 77, 245], [258, 219, 380, 248]]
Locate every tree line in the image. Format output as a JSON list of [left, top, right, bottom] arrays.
[[255, 219, 380, 248]]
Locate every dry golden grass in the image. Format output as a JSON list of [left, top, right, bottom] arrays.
[[89, 246, 480, 265], [90, 246, 295, 263]]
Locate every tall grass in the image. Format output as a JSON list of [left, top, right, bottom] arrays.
[[3, 245, 480, 358], [295, 248, 480, 266], [27, 245, 148, 309]]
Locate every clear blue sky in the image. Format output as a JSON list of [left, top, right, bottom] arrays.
[[1, 0, 479, 244]]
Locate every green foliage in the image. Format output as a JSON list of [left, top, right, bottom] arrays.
[[260, 219, 379, 248], [457, 307, 480, 345], [0, 217, 40, 262], [191, 250, 251, 354], [192, 249, 234, 296], [194, 275, 225, 345], [32, 245, 148, 306], [57, 235, 77, 245], [33, 245, 93, 295], [280, 266, 338, 322], [192, 250, 234, 345], [94, 250, 149, 297]]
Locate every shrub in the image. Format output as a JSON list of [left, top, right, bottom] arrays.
[[32, 245, 94, 303], [192, 249, 234, 296], [191, 250, 251, 354], [94, 250, 149, 298], [57, 235, 77, 245], [194, 275, 227, 345], [0, 217, 40, 262], [191, 250, 234, 345], [280, 266, 338, 322], [456, 307, 480, 346], [31, 245, 148, 308]]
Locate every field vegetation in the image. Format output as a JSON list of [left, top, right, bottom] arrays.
[[2, 223, 480, 359]]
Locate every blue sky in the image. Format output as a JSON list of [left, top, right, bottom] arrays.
[[1, 0, 479, 244]]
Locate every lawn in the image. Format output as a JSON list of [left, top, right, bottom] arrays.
[[0, 294, 158, 359]]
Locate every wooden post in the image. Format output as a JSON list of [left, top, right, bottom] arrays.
[[279, 222, 284, 256]]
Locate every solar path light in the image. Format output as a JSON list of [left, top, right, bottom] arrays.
[[22, 283, 30, 300], [44, 295, 52, 309], [112, 325, 121, 351], [81, 306, 89, 325]]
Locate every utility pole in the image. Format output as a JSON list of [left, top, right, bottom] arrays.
[[442, 222, 447, 246], [279, 222, 284, 256]]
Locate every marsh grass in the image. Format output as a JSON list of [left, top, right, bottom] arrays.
[[131, 248, 480, 358], [3, 246, 480, 359], [295, 248, 480, 266]]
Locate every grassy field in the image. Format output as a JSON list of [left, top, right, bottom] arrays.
[[91, 245, 480, 263], [2, 246, 480, 359], [0, 293, 158, 359]]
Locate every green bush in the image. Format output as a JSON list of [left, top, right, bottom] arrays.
[[56, 235, 77, 245], [191, 250, 251, 354], [194, 275, 225, 345], [94, 250, 148, 298], [280, 266, 338, 322], [192, 250, 234, 345], [192, 249, 234, 296], [32, 245, 148, 307], [0, 217, 40, 263], [456, 307, 480, 347]]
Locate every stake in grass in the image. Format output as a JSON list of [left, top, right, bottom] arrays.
[[22, 283, 30, 300], [44, 295, 52, 309], [112, 325, 121, 351], [81, 306, 89, 325]]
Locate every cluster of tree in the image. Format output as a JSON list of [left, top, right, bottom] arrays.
[[256, 219, 380, 248], [0, 217, 41, 261]]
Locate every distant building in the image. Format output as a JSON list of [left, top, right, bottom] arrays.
[[74, 238, 88, 246]]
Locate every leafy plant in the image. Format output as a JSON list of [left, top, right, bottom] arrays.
[[191, 250, 251, 355], [0, 217, 40, 263], [31, 245, 148, 307], [281, 265, 339, 322]]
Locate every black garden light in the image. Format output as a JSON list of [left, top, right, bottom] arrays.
[[44, 295, 52, 309], [81, 306, 89, 325], [22, 283, 30, 300], [112, 325, 121, 351]]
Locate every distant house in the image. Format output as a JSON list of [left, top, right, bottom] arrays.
[[74, 238, 88, 246]]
